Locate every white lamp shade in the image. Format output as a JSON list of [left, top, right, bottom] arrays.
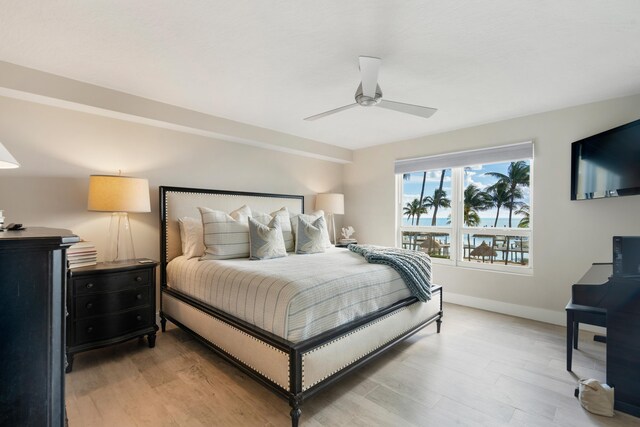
[[0, 142, 20, 169], [315, 193, 344, 215], [88, 175, 151, 212]]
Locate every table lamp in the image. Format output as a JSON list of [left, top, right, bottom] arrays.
[[315, 193, 344, 245], [88, 175, 151, 263]]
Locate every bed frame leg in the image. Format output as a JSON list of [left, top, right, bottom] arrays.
[[160, 312, 167, 332], [289, 397, 302, 427]]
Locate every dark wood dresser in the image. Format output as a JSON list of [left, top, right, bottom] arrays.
[[66, 260, 158, 372], [0, 227, 79, 427]]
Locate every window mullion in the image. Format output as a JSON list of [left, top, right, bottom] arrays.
[[452, 167, 463, 265]]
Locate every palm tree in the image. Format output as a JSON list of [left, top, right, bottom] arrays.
[[403, 198, 427, 250], [429, 170, 447, 225], [402, 172, 429, 226], [425, 189, 451, 226], [485, 161, 530, 227], [515, 203, 530, 228], [485, 181, 516, 227], [403, 198, 425, 226], [464, 184, 492, 226], [463, 184, 492, 260], [415, 172, 428, 226]]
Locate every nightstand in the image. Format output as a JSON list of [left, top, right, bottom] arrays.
[[65, 260, 158, 373]]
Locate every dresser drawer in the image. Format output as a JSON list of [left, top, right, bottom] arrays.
[[75, 309, 153, 345], [74, 269, 150, 295], [75, 286, 150, 318]]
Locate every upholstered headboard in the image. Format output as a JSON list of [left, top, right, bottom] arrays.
[[159, 186, 304, 286]]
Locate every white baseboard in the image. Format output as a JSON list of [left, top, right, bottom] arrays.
[[443, 292, 606, 334]]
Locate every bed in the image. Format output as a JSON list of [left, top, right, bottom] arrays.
[[159, 186, 443, 426]]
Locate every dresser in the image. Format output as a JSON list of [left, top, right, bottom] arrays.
[[0, 227, 79, 427], [65, 260, 158, 372]]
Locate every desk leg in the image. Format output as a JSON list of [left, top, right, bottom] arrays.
[[567, 310, 574, 371], [573, 321, 580, 349]]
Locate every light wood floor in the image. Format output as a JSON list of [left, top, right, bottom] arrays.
[[65, 303, 640, 426]]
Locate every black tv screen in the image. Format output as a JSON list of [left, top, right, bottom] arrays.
[[571, 118, 640, 200]]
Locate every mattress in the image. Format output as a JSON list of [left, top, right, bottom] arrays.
[[166, 247, 413, 342]]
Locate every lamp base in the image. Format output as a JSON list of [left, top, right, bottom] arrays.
[[105, 212, 136, 263], [329, 213, 336, 245]]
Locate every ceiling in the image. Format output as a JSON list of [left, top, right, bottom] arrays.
[[1, 0, 640, 150]]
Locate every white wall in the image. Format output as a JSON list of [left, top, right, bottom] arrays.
[[0, 95, 343, 263], [343, 93, 640, 325], [3, 90, 640, 326]]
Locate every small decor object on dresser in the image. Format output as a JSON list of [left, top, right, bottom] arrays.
[[337, 225, 357, 247], [65, 259, 158, 372]]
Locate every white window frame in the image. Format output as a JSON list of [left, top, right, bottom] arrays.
[[396, 142, 533, 275]]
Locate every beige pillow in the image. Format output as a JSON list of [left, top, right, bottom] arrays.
[[199, 205, 252, 260], [178, 216, 205, 259], [252, 207, 294, 252]]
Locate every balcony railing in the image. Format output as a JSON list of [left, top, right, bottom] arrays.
[[401, 230, 451, 259], [401, 229, 529, 267]]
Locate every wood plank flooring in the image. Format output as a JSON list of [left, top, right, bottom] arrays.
[[65, 303, 640, 426]]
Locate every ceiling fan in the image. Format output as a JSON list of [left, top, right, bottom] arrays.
[[304, 56, 438, 121]]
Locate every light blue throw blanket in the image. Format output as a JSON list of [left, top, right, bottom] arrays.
[[349, 244, 432, 302]]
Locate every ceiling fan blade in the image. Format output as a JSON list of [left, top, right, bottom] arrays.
[[359, 56, 381, 98], [377, 99, 438, 119], [303, 103, 358, 121]]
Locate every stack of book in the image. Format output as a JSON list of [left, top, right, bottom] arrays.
[[339, 238, 357, 245], [67, 241, 97, 269]]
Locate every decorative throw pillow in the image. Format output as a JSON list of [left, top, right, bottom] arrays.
[[295, 216, 327, 254], [252, 207, 294, 252], [178, 216, 205, 259], [199, 205, 252, 260], [248, 216, 287, 260], [290, 210, 332, 249]]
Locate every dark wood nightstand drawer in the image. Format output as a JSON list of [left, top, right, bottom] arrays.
[[75, 286, 151, 318], [75, 308, 153, 345], [74, 269, 150, 295]]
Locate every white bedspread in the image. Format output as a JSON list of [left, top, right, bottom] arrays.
[[166, 248, 412, 342]]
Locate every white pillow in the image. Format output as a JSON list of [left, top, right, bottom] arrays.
[[290, 210, 332, 249], [178, 216, 205, 259], [252, 207, 294, 252], [248, 216, 287, 260], [199, 205, 252, 260], [295, 216, 327, 254]]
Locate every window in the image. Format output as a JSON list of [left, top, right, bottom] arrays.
[[396, 142, 533, 273]]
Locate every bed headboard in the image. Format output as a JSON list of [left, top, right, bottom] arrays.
[[159, 186, 304, 286]]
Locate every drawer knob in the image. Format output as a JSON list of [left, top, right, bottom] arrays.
[[86, 283, 94, 289], [86, 302, 93, 309], [136, 315, 142, 321], [136, 294, 142, 300], [87, 326, 94, 333], [135, 276, 143, 282]]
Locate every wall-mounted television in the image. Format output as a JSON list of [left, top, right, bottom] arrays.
[[571, 118, 640, 200]]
